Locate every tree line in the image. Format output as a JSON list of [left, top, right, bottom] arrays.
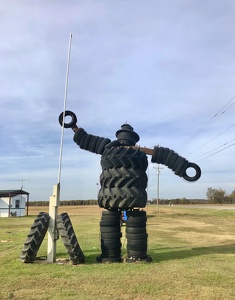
[[29, 199, 98, 206], [29, 187, 235, 206], [206, 187, 235, 205]]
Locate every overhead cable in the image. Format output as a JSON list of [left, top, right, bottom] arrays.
[[178, 95, 235, 149], [189, 123, 235, 155], [195, 139, 235, 162]]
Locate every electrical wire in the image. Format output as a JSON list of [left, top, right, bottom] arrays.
[[189, 123, 235, 155], [178, 95, 235, 150], [194, 139, 235, 162]]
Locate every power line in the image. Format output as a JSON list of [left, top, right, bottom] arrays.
[[189, 123, 235, 155], [178, 95, 235, 149], [192, 138, 235, 159], [195, 139, 235, 162]]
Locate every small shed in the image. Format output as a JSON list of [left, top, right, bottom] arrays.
[[0, 190, 30, 217]]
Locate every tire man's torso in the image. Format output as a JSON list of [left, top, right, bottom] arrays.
[[73, 128, 148, 210]]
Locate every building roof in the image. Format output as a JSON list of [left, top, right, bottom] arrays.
[[0, 190, 30, 197]]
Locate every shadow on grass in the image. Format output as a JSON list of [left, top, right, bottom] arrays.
[[149, 244, 235, 263], [37, 245, 235, 265], [55, 249, 101, 265]]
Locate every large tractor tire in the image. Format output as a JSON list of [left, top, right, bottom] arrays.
[[20, 212, 50, 263], [57, 213, 85, 265]]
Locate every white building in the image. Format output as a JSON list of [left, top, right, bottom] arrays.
[[0, 190, 30, 217]]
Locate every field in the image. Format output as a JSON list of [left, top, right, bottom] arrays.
[[0, 205, 234, 300]]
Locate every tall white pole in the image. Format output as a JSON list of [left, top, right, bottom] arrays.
[[47, 33, 73, 263], [58, 32, 73, 184]]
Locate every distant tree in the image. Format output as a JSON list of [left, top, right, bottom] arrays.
[[226, 188, 235, 204], [229, 188, 235, 201], [206, 187, 225, 205]]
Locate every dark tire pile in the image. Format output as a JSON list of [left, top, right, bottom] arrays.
[[99, 147, 148, 209], [151, 146, 201, 182], [97, 209, 122, 263], [125, 210, 152, 262]]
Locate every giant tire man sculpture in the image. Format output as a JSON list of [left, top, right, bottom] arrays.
[[59, 111, 201, 263]]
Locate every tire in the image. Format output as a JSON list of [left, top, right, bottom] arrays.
[[96, 255, 122, 263], [183, 162, 201, 182], [127, 239, 148, 248], [89, 136, 100, 153], [100, 210, 121, 227], [102, 209, 121, 217], [100, 168, 148, 189], [155, 147, 165, 164], [57, 213, 85, 264], [126, 211, 147, 225], [101, 247, 121, 257], [126, 215, 147, 223], [127, 244, 148, 251], [58, 111, 77, 128], [100, 226, 121, 233], [126, 227, 146, 234], [20, 212, 49, 263], [126, 221, 146, 228], [99, 147, 148, 209], [100, 216, 121, 223], [161, 148, 170, 164], [101, 241, 122, 250], [127, 249, 147, 257], [98, 186, 147, 209], [127, 210, 146, 217], [101, 147, 148, 170], [100, 220, 121, 227], [101, 232, 122, 239], [126, 233, 148, 240]]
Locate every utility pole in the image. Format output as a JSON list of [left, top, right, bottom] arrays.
[[154, 165, 164, 213]]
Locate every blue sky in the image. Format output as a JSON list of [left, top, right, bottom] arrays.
[[0, 0, 235, 201]]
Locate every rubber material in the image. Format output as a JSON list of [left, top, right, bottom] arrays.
[[57, 213, 85, 264], [151, 146, 201, 182], [183, 162, 201, 182], [59, 110, 77, 128], [20, 212, 49, 263]]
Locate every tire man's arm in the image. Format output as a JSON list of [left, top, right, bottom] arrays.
[[59, 110, 111, 155], [125, 145, 201, 182], [59, 111, 201, 181]]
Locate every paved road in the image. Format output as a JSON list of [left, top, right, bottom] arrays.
[[170, 205, 235, 210]]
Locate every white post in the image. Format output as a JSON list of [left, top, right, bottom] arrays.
[[154, 165, 164, 213], [47, 184, 60, 263], [157, 166, 160, 213]]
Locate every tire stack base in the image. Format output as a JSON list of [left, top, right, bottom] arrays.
[[125, 209, 152, 263], [96, 209, 122, 263], [125, 255, 152, 263]]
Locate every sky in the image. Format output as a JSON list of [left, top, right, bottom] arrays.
[[0, 0, 235, 201]]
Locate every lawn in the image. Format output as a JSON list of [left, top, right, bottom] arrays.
[[0, 205, 234, 300]]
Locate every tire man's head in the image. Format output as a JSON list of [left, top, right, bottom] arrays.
[[116, 124, 140, 146]]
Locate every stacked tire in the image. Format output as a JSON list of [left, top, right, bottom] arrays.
[[98, 147, 148, 209], [20, 212, 50, 263], [125, 210, 152, 262], [97, 209, 122, 263], [57, 213, 85, 265]]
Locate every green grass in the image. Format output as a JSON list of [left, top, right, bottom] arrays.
[[0, 205, 234, 300]]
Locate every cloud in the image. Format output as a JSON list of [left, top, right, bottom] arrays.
[[1, 0, 235, 201]]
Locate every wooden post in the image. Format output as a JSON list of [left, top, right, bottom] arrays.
[[47, 184, 60, 263]]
